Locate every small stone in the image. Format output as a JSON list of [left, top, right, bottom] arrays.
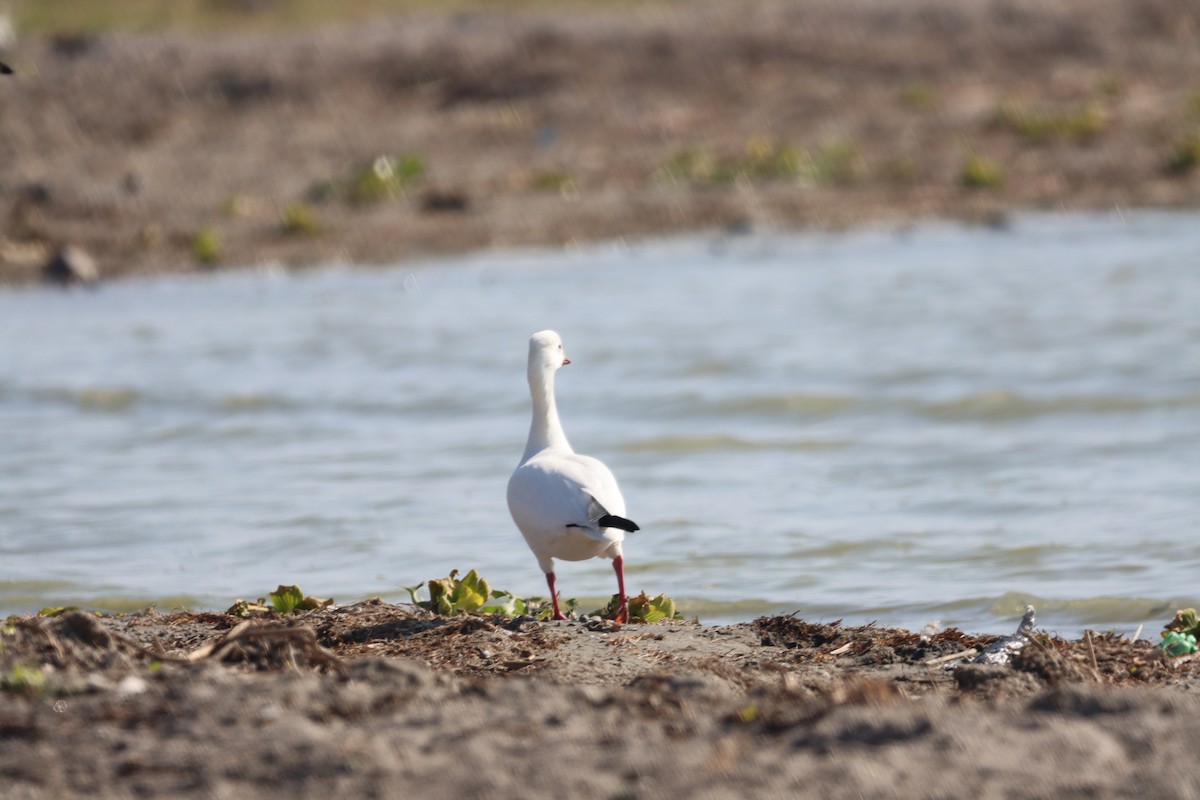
[[115, 675, 148, 697], [42, 245, 99, 286]]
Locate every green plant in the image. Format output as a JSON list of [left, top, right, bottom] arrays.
[[1165, 608, 1200, 638], [269, 584, 333, 614], [280, 202, 320, 235], [961, 154, 1004, 188], [658, 148, 728, 185], [1165, 135, 1200, 174], [993, 102, 1108, 142], [192, 227, 221, 265], [658, 136, 808, 187], [531, 169, 575, 193], [225, 585, 333, 617], [345, 153, 425, 204], [407, 569, 494, 616], [1, 664, 47, 696], [808, 138, 859, 185], [405, 569, 581, 620], [742, 135, 806, 181], [594, 591, 683, 623]]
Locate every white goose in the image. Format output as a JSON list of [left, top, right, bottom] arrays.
[[507, 330, 639, 622]]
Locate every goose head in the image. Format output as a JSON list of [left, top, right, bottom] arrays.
[[528, 330, 571, 379]]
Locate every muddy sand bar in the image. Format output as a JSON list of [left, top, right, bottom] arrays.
[[4, 0, 1200, 284]]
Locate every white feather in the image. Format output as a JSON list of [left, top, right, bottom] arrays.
[[507, 330, 631, 575]]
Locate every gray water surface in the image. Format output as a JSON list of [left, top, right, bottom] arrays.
[[2, 212, 1199, 636]]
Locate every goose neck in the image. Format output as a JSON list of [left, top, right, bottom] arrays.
[[524, 368, 571, 459]]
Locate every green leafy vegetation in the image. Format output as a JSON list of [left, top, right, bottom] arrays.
[[344, 154, 426, 204], [1165, 608, 1200, 638], [407, 569, 677, 623], [595, 591, 683, 623], [192, 226, 221, 265], [226, 585, 334, 617], [280, 202, 320, 235], [807, 138, 859, 185], [960, 154, 1004, 189], [992, 102, 1109, 142], [37, 606, 78, 618], [0, 664, 47, 696], [659, 135, 858, 187], [407, 569, 514, 616], [1165, 134, 1200, 174], [530, 169, 576, 193], [13, 0, 665, 34]]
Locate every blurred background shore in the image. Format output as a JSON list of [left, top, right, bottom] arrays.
[[2, 0, 1200, 285]]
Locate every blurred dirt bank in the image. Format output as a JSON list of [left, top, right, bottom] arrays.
[[3, 0, 1200, 283], [3, 603, 1200, 798]]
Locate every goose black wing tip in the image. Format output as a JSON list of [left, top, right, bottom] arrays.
[[598, 514, 640, 533]]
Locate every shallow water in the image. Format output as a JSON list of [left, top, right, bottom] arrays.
[[2, 212, 1198, 636]]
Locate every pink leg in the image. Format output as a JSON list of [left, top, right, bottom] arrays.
[[545, 571, 566, 620], [609, 556, 629, 623]]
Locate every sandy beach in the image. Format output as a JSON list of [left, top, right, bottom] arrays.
[[3, 0, 1200, 284], [2, 602, 1199, 798]]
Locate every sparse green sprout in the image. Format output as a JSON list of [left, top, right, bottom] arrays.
[[993, 102, 1108, 142], [733, 704, 760, 724], [900, 81, 936, 110], [658, 148, 726, 186], [658, 136, 808, 187], [961, 155, 1004, 188], [192, 227, 221, 265], [808, 138, 859, 185], [531, 169, 575, 193], [346, 153, 425, 204], [38, 607, 76, 618], [1, 664, 47, 696], [280, 202, 320, 235], [742, 135, 806, 181], [1165, 135, 1200, 174]]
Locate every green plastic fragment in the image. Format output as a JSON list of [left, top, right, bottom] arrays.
[[1159, 631, 1198, 657]]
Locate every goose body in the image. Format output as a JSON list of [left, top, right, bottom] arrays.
[[507, 330, 638, 621]]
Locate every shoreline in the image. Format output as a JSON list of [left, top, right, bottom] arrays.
[[2, 601, 1199, 798], [5, 0, 1200, 284]]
